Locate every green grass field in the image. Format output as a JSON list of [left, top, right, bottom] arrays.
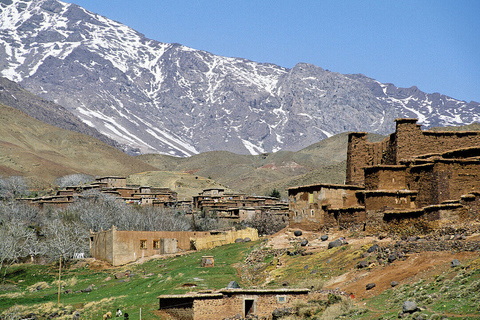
[[0, 241, 258, 319]]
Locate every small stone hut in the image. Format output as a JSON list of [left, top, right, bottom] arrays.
[[157, 288, 310, 320]]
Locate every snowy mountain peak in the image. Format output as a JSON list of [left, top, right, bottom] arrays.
[[1, 0, 479, 156]]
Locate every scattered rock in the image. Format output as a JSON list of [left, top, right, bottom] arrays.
[[104, 276, 111, 281], [282, 281, 289, 287], [272, 307, 294, 320], [310, 270, 317, 274], [82, 285, 93, 293], [388, 254, 397, 263], [402, 301, 418, 313], [451, 259, 461, 267], [114, 272, 126, 279], [367, 244, 378, 253], [407, 236, 419, 242], [356, 261, 368, 269], [294, 230, 303, 237], [328, 239, 344, 249], [320, 235, 329, 241], [243, 237, 251, 242], [300, 240, 308, 246], [391, 281, 399, 287], [72, 311, 81, 320], [63, 289, 73, 294], [303, 265, 308, 270], [235, 238, 243, 243], [366, 283, 376, 290], [226, 281, 240, 289]]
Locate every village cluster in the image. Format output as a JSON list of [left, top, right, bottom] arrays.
[[13, 118, 480, 319]]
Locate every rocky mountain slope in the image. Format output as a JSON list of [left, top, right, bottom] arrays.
[[1, 0, 479, 156], [0, 76, 139, 153]]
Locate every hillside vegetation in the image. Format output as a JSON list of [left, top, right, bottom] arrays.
[[2, 230, 479, 320]]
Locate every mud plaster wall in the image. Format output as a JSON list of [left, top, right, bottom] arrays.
[[92, 229, 211, 266], [192, 228, 259, 250]]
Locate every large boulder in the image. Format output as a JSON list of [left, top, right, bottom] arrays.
[[451, 259, 461, 267], [367, 244, 378, 253], [320, 235, 329, 241], [402, 301, 418, 313], [294, 230, 303, 237], [328, 239, 344, 249], [366, 283, 376, 290]]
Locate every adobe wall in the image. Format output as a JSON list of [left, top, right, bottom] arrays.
[[346, 118, 480, 186], [396, 120, 480, 162], [288, 184, 363, 230], [323, 207, 366, 229], [90, 230, 113, 264], [91, 228, 211, 266], [192, 228, 259, 250], [362, 191, 417, 211], [346, 132, 392, 186], [364, 166, 407, 191], [406, 160, 480, 207]]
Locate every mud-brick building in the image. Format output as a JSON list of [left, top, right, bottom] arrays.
[[193, 188, 289, 222], [157, 288, 310, 320], [90, 227, 259, 266], [288, 184, 365, 230], [289, 118, 480, 231], [346, 118, 480, 186]]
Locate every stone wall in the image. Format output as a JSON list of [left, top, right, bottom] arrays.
[[192, 292, 310, 320]]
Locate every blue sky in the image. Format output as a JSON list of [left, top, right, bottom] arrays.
[[71, 0, 479, 102]]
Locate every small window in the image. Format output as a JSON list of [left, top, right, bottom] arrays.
[[140, 240, 147, 249], [277, 295, 287, 303], [310, 209, 314, 217], [153, 240, 160, 249]]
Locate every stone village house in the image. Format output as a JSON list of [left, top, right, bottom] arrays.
[[289, 118, 480, 231], [157, 288, 311, 320]]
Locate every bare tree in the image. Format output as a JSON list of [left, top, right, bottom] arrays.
[[243, 211, 287, 235], [0, 219, 39, 281], [0, 176, 28, 200], [139, 207, 191, 231], [43, 219, 89, 262], [55, 174, 94, 188]]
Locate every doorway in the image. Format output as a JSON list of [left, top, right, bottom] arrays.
[[243, 298, 256, 317]]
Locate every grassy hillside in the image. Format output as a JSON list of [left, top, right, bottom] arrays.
[[0, 103, 157, 185], [127, 171, 231, 200], [2, 232, 479, 320]]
